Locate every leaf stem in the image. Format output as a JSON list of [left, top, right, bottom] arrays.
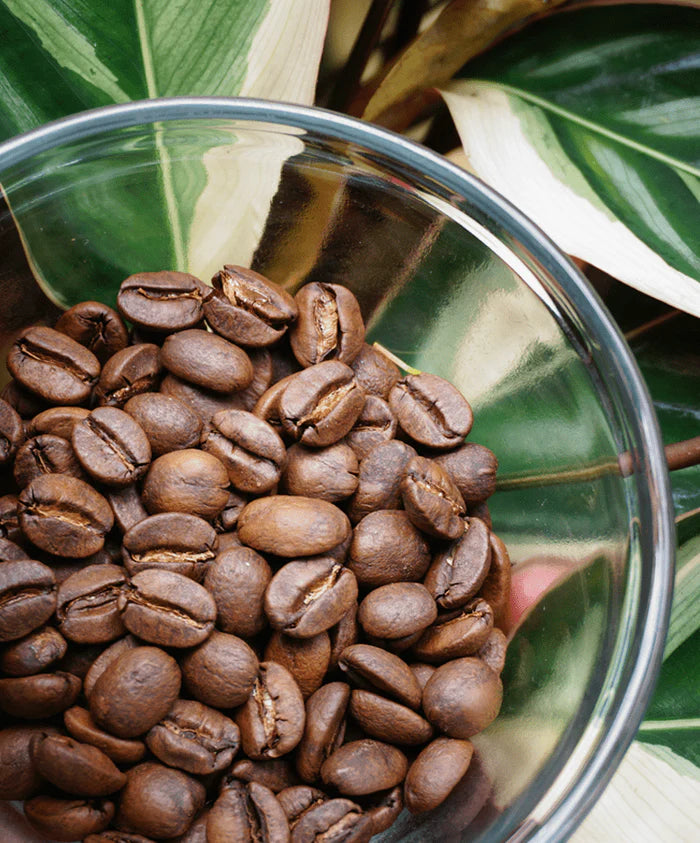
[[624, 309, 681, 343], [371, 342, 421, 374]]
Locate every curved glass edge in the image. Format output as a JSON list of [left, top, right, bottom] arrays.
[[0, 97, 675, 839]]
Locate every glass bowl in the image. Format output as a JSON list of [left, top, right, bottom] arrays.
[[0, 98, 674, 841]]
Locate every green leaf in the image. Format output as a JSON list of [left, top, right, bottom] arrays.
[[664, 513, 700, 658], [442, 4, 700, 315]]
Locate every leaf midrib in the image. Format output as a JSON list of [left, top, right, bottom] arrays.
[[469, 80, 700, 178], [639, 718, 700, 732]]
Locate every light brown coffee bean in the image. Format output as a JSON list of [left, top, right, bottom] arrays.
[[230, 758, 300, 794], [83, 635, 138, 699], [0, 671, 81, 718], [64, 706, 146, 765], [432, 442, 498, 505], [409, 663, 436, 691], [477, 628, 508, 674], [0, 725, 60, 799], [282, 442, 359, 502], [350, 343, 401, 400], [141, 449, 230, 521], [106, 485, 149, 534], [26, 406, 90, 440], [13, 434, 83, 488], [320, 740, 407, 796], [32, 733, 126, 796], [161, 329, 253, 393], [25, 795, 114, 841], [403, 737, 474, 813], [180, 630, 258, 709], [344, 395, 397, 461], [290, 282, 364, 368]]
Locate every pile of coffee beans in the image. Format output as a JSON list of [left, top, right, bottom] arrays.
[[0, 266, 510, 841]]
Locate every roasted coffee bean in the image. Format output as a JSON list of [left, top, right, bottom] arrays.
[[118, 569, 216, 648], [202, 409, 286, 494], [0, 559, 56, 642], [403, 737, 474, 813], [146, 699, 240, 775], [64, 706, 146, 765], [349, 690, 433, 746], [282, 442, 358, 502], [424, 517, 491, 610], [400, 455, 466, 540], [0, 671, 81, 718], [0, 625, 66, 675], [347, 440, 415, 524], [8, 326, 101, 405], [279, 361, 365, 447], [118, 271, 211, 332], [295, 682, 350, 783], [276, 784, 326, 821], [366, 628, 424, 655], [204, 265, 297, 347], [253, 372, 297, 432], [470, 499, 492, 528], [204, 546, 270, 637], [236, 661, 306, 760], [409, 663, 436, 691], [207, 779, 290, 843], [413, 599, 494, 663], [83, 635, 138, 699], [477, 628, 508, 674], [287, 795, 373, 842], [365, 786, 403, 836], [348, 510, 430, 588], [180, 630, 258, 709], [321, 740, 407, 796], [0, 535, 27, 562], [0, 725, 59, 799], [116, 761, 205, 839], [290, 282, 364, 368], [0, 494, 22, 543], [230, 758, 300, 794], [344, 395, 397, 461], [141, 449, 229, 521], [122, 513, 217, 581], [32, 733, 126, 796], [160, 372, 245, 424], [389, 373, 473, 450], [478, 532, 512, 630], [56, 564, 127, 644], [161, 328, 254, 393], [225, 346, 275, 410], [238, 495, 350, 558], [358, 582, 437, 641], [90, 646, 181, 738], [95, 343, 162, 407], [19, 474, 114, 558], [328, 603, 358, 671], [106, 485, 149, 533], [55, 301, 128, 363], [432, 442, 498, 505], [264, 631, 331, 699], [338, 645, 421, 710], [214, 489, 247, 532], [124, 392, 202, 456], [350, 343, 401, 400], [13, 433, 83, 488], [24, 795, 115, 841], [73, 407, 151, 487], [0, 396, 24, 464], [2, 378, 49, 418], [422, 656, 503, 738], [84, 834, 155, 843], [171, 811, 209, 843], [26, 405, 90, 440]]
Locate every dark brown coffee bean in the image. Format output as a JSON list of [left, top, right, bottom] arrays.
[[0, 559, 56, 642], [119, 569, 216, 648], [106, 485, 149, 533], [95, 343, 162, 407], [349, 690, 433, 746], [282, 442, 358, 502], [276, 784, 326, 821], [84, 834, 155, 843], [236, 661, 306, 760], [412, 599, 494, 663], [72, 407, 151, 487], [19, 474, 113, 558], [348, 510, 430, 588], [400, 455, 466, 540], [214, 489, 247, 532], [478, 531, 512, 630], [338, 644, 421, 710], [142, 449, 230, 521], [290, 282, 364, 368], [469, 499, 492, 528], [422, 656, 503, 738], [226, 345, 275, 410], [83, 635, 138, 699], [1, 378, 49, 418], [365, 628, 425, 656], [64, 705, 146, 765], [0, 725, 60, 799], [117, 761, 205, 839], [202, 409, 286, 494], [404, 737, 474, 813], [118, 271, 211, 332], [409, 663, 436, 691], [13, 434, 83, 488], [344, 395, 397, 461], [8, 326, 101, 405], [0, 494, 22, 543], [230, 758, 300, 794], [90, 646, 181, 738], [321, 740, 407, 796], [358, 582, 437, 641], [328, 603, 358, 671], [122, 513, 217, 581], [238, 495, 351, 558], [55, 301, 129, 363], [0, 535, 28, 561], [25, 795, 115, 841], [204, 265, 297, 347], [365, 785, 403, 836], [124, 392, 203, 456], [204, 546, 270, 637], [477, 628, 508, 675], [207, 779, 290, 843], [264, 631, 331, 699], [180, 630, 258, 709], [0, 625, 66, 675], [146, 699, 240, 775], [0, 671, 81, 718], [0, 396, 24, 464], [33, 733, 126, 795], [160, 372, 245, 424], [423, 516, 491, 610], [295, 682, 350, 783], [288, 796, 373, 842], [161, 329, 254, 393], [26, 406, 90, 440], [432, 442, 498, 505], [347, 439, 413, 523], [389, 373, 472, 450], [279, 361, 365, 447], [253, 372, 297, 432], [170, 811, 208, 843], [350, 343, 401, 400], [56, 564, 127, 644]]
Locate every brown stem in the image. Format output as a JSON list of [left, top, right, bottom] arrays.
[[665, 436, 700, 473], [624, 309, 681, 343]]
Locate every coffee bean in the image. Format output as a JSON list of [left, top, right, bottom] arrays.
[[122, 513, 217, 581], [290, 282, 364, 368], [19, 474, 114, 558], [106, 485, 149, 534], [33, 733, 127, 796], [83, 635, 138, 699], [214, 489, 247, 532], [350, 343, 401, 400], [0, 625, 66, 675], [236, 661, 306, 760], [410, 663, 436, 691], [161, 328, 254, 393], [56, 564, 127, 644], [366, 785, 403, 836], [347, 439, 415, 522], [477, 627, 508, 675], [358, 582, 437, 641], [146, 699, 240, 775], [73, 408, 151, 487], [25, 795, 115, 841], [328, 603, 358, 672], [26, 405, 90, 440], [55, 301, 128, 364], [389, 373, 472, 450], [279, 361, 365, 447], [264, 631, 331, 699], [238, 495, 350, 558], [95, 343, 162, 407], [207, 779, 289, 843], [225, 345, 275, 411], [0, 396, 24, 464], [320, 740, 407, 796], [0, 537, 26, 564], [412, 599, 494, 663], [0, 725, 60, 799], [423, 517, 491, 609], [171, 812, 208, 843], [348, 510, 430, 588], [13, 434, 84, 488], [253, 372, 297, 432], [204, 546, 271, 637], [286, 794, 373, 842], [1, 378, 49, 418], [276, 784, 326, 820], [118, 569, 216, 648], [478, 532, 512, 630], [0, 671, 81, 718], [282, 442, 358, 502], [180, 630, 258, 709], [338, 644, 421, 710], [64, 706, 146, 765], [0, 559, 56, 642], [124, 392, 203, 456], [432, 442, 498, 505], [295, 682, 350, 784], [0, 494, 22, 543], [403, 737, 474, 813], [422, 657, 503, 738], [8, 326, 101, 405], [349, 690, 433, 745], [84, 834, 155, 843], [118, 271, 211, 332], [89, 646, 181, 738], [400, 455, 466, 540], [230, 758, 300, 794], [160, 372, 245, 424], [141, 449, 230, 521], [204, 265, 297, 347], [344, 395, 397, 461]]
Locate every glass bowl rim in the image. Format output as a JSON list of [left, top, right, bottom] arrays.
[[0, 96, 675, 840]]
